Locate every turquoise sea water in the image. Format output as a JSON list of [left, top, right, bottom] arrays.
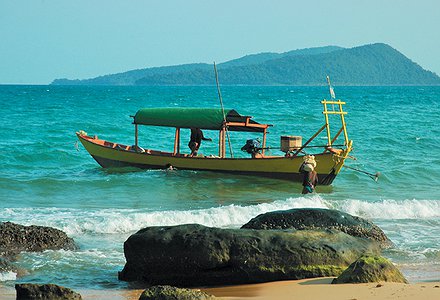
[[0, 85, 439, 290]]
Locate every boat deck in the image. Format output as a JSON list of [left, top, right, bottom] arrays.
[[82, 134, 280, 160]]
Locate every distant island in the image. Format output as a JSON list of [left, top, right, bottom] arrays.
[[51, 43, 440, 86]]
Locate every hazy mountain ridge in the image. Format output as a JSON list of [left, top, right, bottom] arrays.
[[52, 43, 440, 86], [219, 45, 343, 68]]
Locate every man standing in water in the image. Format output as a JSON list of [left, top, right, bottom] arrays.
[[188, 128, 212, 157], [302, 164, 318, 194], [300, 156, 318, 194]]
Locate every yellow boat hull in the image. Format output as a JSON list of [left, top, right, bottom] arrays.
[[77, 133, 350, 185]]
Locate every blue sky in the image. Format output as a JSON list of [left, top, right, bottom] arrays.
[[1, 0, 439, 84]]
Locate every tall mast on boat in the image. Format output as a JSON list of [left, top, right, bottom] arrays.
[[214, 62, 234, 158]]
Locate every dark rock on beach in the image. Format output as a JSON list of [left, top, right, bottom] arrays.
[[332, 255, 408, 284], [119, 224, 379, 286], [139, 285, 216, 300], [15, 283, 82, 300], [0, 222, 77, 258], [241, 208, 393, 249]]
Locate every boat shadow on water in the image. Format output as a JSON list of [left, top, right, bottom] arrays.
[[97, 166, 335, 199]]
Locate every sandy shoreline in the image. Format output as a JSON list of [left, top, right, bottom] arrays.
[[203, 278, 440, 300], [2, 278, 440, 299]]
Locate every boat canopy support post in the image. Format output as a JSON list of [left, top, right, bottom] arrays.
[[173, 127, 180, 155], [218, 130, 222, 157], [135, 124, 138, 147], [220, 126, 226, 158], [219, 127, 225, 158], [262, 128, 267, 156]]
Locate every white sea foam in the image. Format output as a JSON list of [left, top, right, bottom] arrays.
[[0, 195, 328, 235], [0, 271, 17, 282], [335, 199, 440, 219], [1, 197, 439, 236]]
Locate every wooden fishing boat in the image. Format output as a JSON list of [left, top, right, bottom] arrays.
[[76, 97, 353, 185]]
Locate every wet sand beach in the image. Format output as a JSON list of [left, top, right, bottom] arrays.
[[3, 278, 440, 299], [202, 278, 440, 300]]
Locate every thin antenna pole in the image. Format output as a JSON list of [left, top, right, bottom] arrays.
[[214, 62, 233, 158]]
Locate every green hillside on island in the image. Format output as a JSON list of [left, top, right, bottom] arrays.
[[51, 43, 440, 86]]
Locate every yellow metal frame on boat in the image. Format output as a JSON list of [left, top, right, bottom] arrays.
[[322, 99, 350, 148]]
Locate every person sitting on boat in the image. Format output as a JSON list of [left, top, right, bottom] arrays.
[[241, 138, 262, 158], [188, 128, 212, 157]]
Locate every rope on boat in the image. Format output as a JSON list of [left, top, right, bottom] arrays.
[[214, 62, 234, 158], [344, 165, 380, 182]]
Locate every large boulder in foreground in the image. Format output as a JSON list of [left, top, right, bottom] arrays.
[[241, 208, 393, 249], [0, 222, 77, 258], [119, 224, 379, 286], [332, 255, 408, 284], [15, 283, 82, 300], [139, 285, 216, 300]]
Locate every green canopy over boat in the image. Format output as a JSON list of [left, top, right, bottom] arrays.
[[133, 107, 268, 132]]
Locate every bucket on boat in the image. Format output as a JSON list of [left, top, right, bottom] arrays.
[[280, 135, 302, 153]]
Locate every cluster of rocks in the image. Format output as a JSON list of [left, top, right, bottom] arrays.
[[0, 221, 78, 276], [2, 208, 408, 300], [118, 208, 399, 288], [0, 222, 80, 299], [0, 221, 77, 265]]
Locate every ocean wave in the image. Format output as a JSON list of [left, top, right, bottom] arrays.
[[0, 196, 328, 235], [1, 197, 439, 236], [335, 199, 440, 219], [0, 271, 17, 282]]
